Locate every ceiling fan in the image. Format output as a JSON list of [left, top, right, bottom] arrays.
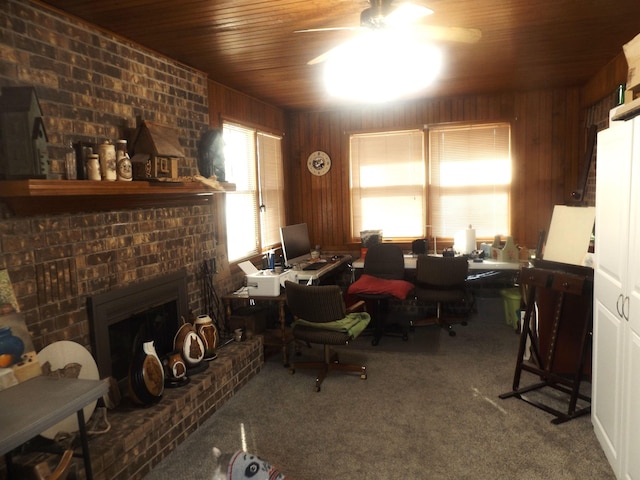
[[297, 0, 482, 65]]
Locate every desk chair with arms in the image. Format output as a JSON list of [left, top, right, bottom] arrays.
[[411, 254, 471, 336], [284, 281, 370, 392], [347, 243, 414, 345]]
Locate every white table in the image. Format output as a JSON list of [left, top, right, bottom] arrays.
[[352, 255, 521, 271], [0, 376, 108, 479]]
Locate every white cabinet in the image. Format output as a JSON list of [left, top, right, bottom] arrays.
[[593, 113, 640, 479]]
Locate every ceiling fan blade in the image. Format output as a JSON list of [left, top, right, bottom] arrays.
[[294, 26, 361, 34], [417, 25, 482, 44], [307, 43, 346, 65]]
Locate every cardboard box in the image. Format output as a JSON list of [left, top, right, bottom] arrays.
[[624, 33, 640, 95], [229, 306, 267, 334]]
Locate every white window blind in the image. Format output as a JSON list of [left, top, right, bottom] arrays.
[[223, 122, 284, 262], [429, 123, 511, 238], [257, 132, 285, 249], [350, 130, 426, 239]]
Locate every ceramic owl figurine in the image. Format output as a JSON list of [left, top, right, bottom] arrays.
[[212, 447, 287, 480]]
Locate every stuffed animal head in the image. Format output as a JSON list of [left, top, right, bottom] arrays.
[[212, 447, 287, 480]]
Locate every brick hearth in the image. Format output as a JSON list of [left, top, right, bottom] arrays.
[[84, 337, 263, 480], [7, 338, 263, 479]]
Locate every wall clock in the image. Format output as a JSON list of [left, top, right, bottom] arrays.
[[307, 151, 331, 176]]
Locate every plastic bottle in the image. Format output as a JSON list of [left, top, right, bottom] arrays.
[[64, 141, 76, 180], [87, 154, 101, 180], [269, 249, 275, 270]]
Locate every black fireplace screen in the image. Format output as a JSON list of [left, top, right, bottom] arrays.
[[87, 270, 189, 382], [108, 300, 178, 385]]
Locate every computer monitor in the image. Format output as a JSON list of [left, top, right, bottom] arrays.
[[280, 223, 312, 267]]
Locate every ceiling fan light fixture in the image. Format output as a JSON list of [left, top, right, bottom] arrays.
[[385, 3, 434, 26], [361, 1, 433, 29], [323, 30, 442, 103]]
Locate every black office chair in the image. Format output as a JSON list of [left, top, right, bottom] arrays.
[[411, 254, 471, 336], [347, 243, 413, 345], [284, 281, 370, 392]]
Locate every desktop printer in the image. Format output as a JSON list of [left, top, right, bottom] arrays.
[[239, 261, 288, 297], [245, 270, 288, 297]]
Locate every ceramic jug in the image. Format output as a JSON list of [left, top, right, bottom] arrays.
[[194, 314, 218, 352], [173, 318, 205, 367]]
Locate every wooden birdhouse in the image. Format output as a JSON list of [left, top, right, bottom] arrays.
[[129, 119, 184, 180], [0, 86, 49, 179]]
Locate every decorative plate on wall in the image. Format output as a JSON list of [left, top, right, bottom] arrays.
[[307, 151, 331, 176]]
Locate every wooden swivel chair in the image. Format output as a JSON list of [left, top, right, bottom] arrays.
[[411, 254, 470, 336], [284, 281, 370, 392], [348, 243, 413, 345]]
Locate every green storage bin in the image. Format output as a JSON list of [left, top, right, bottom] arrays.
[[500, 288, 522, 330]]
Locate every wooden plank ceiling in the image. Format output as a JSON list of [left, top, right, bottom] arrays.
[[40, 0, 640, 111]]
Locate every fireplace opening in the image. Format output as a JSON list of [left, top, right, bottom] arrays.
[[87, 270, 189, 392], [108, 300, 178, 390]]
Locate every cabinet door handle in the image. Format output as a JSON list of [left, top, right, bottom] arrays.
[[622, 295, 630, 321], [617, 293, 624, 318]]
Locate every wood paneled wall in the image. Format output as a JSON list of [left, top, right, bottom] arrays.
[[206, 60, 625, 256], [208, 80, 285, 134], [285, 89, 583, 252], [207, 79, 286, 275], [582, 52, 628, 108]]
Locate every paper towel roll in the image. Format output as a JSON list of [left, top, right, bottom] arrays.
[[454, 226, 476, 254]]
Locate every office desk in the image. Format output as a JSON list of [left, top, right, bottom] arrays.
[[352, 255, 519, 271], [353, 255, 524, 292], [290, 255, 352, 285], [223, 256, 352, 367], [222, 291, 290, 367], [0, 376, 108, 480]]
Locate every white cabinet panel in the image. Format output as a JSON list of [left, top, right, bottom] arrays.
[[594, 114, 640, 480], [622, 329, 640, 479], [620, 119, 640, 480], [594, 120, 631, 312], [593, 296, 624, 472]]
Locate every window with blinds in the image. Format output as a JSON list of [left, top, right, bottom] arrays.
[[350, 130, 426, 239], [429, 123, 511, 238], [223, 122, 284, 263], [257, 132, 285, 249], [349, 122, 511, 242]]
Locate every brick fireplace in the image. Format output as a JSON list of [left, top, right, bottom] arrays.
[[0, 0, 238, 353], [87, 269, 190, 384], [0, 3, 262, 476], [0, 201, 253, 478]]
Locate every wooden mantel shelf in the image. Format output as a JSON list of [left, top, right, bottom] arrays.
[[0, 179, 235, 216]]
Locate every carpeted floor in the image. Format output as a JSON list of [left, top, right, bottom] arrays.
[[145, 294, 614, 480]]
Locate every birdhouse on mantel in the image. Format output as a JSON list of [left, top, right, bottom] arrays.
[[129, 119, 184, 180], [0, 86, 50, 179]]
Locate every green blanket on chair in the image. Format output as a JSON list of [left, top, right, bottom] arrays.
[[293, 312, 371, 338]]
